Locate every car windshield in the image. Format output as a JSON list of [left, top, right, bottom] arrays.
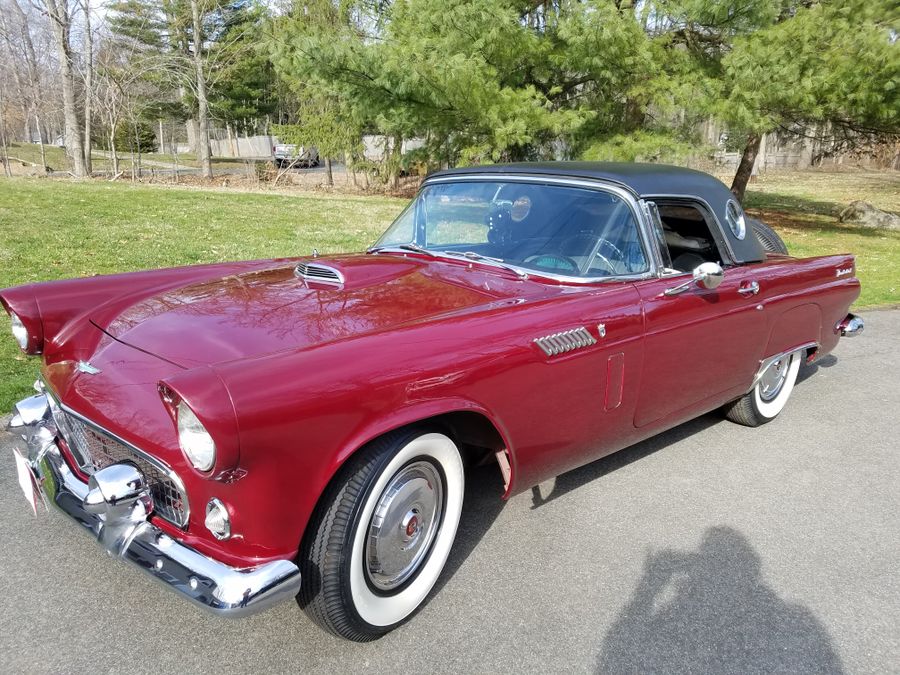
[[372, 181, 649, 278]]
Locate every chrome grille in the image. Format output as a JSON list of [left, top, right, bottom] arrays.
[[295, 261, 344, 284], [56, 411, 188, 528], [534, 327, 597, 357]]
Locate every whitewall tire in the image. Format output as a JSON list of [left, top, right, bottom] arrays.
[[298, 428, 464, 641], [724, 350, 803, 427]]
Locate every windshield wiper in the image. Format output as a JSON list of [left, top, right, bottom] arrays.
[[368, 245, 528, 279], [440, 250, 529, 279], [367, 243, 437, 257]]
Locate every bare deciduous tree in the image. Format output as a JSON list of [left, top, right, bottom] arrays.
[[190, 0, 212, 179], [0, 0, 60, 170], [80, 0, 93, 174], [42, 0, 87, 176]]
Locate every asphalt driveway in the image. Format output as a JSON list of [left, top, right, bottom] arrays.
[[1, 309, 897, 674]]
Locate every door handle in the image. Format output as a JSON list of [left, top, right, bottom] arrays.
[[738, 281, 760, 296]]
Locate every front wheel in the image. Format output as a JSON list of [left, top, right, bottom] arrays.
[[723, 350, 802, 427], [298, 428, 464, 641]]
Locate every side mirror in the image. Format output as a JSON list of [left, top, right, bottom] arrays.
[[693, 262, 724, 290], [664, 262, 724, 296]]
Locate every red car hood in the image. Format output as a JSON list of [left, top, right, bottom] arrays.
[[96, 254, 536, 368]]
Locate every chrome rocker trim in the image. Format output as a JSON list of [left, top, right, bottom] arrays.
[[8, 393, 301, 618]]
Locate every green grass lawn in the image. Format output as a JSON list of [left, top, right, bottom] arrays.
[[0, 171, 897, 410], [743, 170, 900, 310], [0, 179, 404, 409]]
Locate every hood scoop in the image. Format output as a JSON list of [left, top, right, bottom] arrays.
[[295, 261, 344, 285]]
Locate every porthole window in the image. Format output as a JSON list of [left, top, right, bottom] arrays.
[[725, 200, 747, 240]]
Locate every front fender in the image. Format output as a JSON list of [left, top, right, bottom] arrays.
[[324, 396, 515, 494]]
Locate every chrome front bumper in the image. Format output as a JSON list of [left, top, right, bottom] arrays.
[[8, 393, 301, 618]]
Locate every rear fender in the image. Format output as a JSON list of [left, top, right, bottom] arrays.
[[764, 303, 822, 358]]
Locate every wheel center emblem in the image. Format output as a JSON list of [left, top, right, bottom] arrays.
[[405, 515, 419, 537]]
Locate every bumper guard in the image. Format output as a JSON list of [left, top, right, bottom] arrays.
[[7, 392, 301, 617]]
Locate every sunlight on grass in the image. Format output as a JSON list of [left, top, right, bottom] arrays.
[[0, 179, 405, 408], [744, 170, 900, 310], [0, 171, 897, 410]]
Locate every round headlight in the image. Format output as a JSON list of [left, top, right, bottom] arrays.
[[177, 401, 216, 471], [10, 312, 28, 351]]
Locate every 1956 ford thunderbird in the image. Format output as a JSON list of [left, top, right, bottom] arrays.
[[3, 163, 864, 641]]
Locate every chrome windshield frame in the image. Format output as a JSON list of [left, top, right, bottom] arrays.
[[374, 173, 659, 285]]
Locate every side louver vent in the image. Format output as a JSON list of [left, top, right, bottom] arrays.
[[295, 262, 344, 285], [534, 327, 597, 357]]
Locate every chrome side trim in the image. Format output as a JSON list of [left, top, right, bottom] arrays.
[[534, 327, 597, 357], [751, 342, 818, 388], [295, 261, 344, 285]]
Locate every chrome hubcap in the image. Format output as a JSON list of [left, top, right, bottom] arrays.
[[759, 356, 790, 402], [365, 460, 444, 592]]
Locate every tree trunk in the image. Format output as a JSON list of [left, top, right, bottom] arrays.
[[109, 130, 119, 176], [35, 114, 46, 171], [82, 0, 93, 175], [325, 157, 333, 186], [190, 0, 213, 179], [730, 133, 762, 203], [45, 0, 87, 177], [186, 119, 199, 154], [135, 122, 142, 179], [0, 88, 12, 177], [389, 134, 402, 189]]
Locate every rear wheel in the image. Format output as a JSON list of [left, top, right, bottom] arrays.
[[724, 350, 802, 427], [298, 428, 464, 641], [749, 218, 789, 255]]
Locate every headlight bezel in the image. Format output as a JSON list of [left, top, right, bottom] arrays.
[[177, 400, 217, 472], [10, 312, 29, 351]]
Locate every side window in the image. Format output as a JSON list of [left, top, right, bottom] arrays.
[[654, 201, 727, 274]]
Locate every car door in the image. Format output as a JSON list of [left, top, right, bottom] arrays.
[[632, 264, 770, 428]]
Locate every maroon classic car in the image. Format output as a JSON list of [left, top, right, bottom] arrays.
[[4, 163, 863, 641]]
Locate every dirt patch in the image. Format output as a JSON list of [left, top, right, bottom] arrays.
[[21, 162, 424, 198]]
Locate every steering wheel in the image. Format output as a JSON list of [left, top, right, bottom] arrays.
[[523, 253, 580, 275], [559, 234, 627, 275]]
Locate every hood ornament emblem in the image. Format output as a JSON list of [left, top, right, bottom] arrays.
[[76, 361, 101, 375]]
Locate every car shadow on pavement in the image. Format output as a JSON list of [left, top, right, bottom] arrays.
[[797, 354, 838, 385], [596, 526, 845, 674], [530, 356, 839, 510], [530, 413, 722, 509], [434, 357, 841, 610], [431, 463, 507, 597]]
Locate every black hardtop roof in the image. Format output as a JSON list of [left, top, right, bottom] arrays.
[[427, 161, 767, 265], [428, 161, 731, 198]]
